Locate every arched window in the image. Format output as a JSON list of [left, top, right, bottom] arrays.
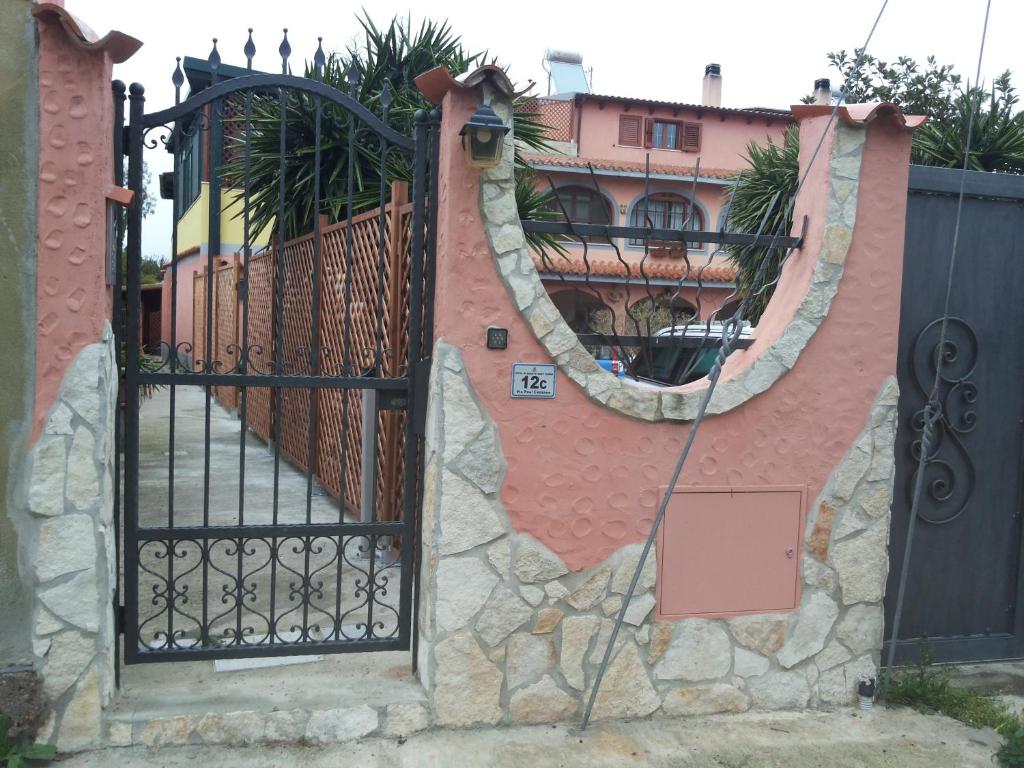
[[627, 296, 697, 334], [628, 193, 704, 247], [550, 289, 612, 335], [547, 186, 613, 241]]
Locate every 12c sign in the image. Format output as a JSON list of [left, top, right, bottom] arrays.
[[511, 363, 556, 399]]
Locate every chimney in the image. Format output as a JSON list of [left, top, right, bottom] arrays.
[[813, 78, 832, 106], [702, 63, 722, 107]]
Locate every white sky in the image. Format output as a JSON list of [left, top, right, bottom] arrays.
[[67, 0, 1021, 261]]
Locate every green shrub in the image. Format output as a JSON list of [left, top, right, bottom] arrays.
[[998, 720, 1024, 767]]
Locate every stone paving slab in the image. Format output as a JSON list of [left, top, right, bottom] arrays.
[[63, 707, 999, 767]]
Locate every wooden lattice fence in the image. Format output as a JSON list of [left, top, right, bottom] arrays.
[[192, 182, 413, 522]]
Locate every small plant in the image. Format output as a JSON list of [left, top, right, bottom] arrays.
[[997, 719, 1024, 767], [118, 344, 166, 403], [880, 647, 1016, 732], [0, 713, 55, 767], [880, 645, 1024, 767]]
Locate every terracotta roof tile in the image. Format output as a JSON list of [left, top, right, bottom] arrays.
[[533, 253, 737, 283], [522, 153, 736, 180], [578, 93, 793, 122]]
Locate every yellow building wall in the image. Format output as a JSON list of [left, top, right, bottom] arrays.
[[175, 183, 274, 256]]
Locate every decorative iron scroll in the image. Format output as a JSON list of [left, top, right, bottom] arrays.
[[906, 316, 978, 525], [137, 534, 401, 652]]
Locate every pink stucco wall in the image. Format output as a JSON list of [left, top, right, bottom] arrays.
[[159, 249, 209, 359], [434, 86, 910, 571], [33, 12, 117, 442], [575, 99, 790, 171]]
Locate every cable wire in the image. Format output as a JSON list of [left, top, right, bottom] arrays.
[[883, 0, 993, 681], [581, 0, 891, 730]]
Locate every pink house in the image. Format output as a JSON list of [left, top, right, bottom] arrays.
[[525, 55, 793, 348]]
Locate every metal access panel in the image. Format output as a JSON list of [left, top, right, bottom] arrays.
[[656, 486, 805, 619]]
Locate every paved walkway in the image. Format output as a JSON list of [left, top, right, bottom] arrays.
[[63, 707, 999, 767]]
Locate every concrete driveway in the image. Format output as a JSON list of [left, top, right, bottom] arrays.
[[61, 707, 1000, 767]]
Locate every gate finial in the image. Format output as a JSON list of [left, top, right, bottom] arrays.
[[279, 28, 291, 74], [171, 56, 184, 105], [313, 37, 325, 80], [244, 28, 256, 70], [346, 59, 361, 94], [208, 38, 221, 73]]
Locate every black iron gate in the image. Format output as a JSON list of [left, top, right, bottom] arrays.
[[884, 165, 1024, 665], [117, 37, 436, 663]]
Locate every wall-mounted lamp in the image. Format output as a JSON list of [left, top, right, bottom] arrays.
[[460, 104, 510, 169]]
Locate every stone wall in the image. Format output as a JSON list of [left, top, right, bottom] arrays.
[[419, 340, 897, 724], [19, 328, 119, 750]]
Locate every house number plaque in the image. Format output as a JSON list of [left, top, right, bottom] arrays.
[[511, 363, 556, 399]]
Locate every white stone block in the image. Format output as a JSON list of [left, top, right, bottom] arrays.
[[435, 557, 498, 634]]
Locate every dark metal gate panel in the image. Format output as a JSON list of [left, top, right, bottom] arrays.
[[118, 51, 436, 663], [885, 165, 1024, 665]]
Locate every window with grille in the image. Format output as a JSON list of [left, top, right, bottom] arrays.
[[547, 186, 613, 241], [629, 193, 704, 248], [177, 125, 202, 219]]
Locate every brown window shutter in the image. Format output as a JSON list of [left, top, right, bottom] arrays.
[[682, 122, 702, 151], [618, 114, 642, 146], [643, 118, 654, 148]]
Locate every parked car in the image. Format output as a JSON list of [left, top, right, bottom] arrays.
[[628, 321, 754, 386]]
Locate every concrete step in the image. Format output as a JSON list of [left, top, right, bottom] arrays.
[[103, 649, 428, 747]]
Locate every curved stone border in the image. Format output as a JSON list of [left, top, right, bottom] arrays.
[[417, 339, 899, 724], [479, 88, 866, 421]]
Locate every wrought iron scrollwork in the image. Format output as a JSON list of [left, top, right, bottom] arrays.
[[134, 533, 404, 653], [906, 316, 979, 525]]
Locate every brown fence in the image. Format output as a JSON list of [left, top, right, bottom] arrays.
[[192, 182, 413, 522], [526, 97, 575, 143]]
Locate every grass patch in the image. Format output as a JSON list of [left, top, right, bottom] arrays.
[[880, 647, 1024, 766], [881, 661, 1016, 731], [998, 721, 1024, 768]]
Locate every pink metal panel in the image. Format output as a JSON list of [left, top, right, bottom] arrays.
[[656, 485, 805, 619]]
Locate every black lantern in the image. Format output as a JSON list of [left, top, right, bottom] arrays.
[[459, 104, 510, 169]]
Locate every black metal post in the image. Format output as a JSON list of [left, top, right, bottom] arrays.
[[110, 79, 126, 687], [123, 82, 145, 662]]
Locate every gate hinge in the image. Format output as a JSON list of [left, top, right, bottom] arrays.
[[412, 356, 433, 437], [114, 603, 126, 636]]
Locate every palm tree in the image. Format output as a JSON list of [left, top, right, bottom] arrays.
[[222, 13, 562, 253], [723, 125, 798, 323]]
